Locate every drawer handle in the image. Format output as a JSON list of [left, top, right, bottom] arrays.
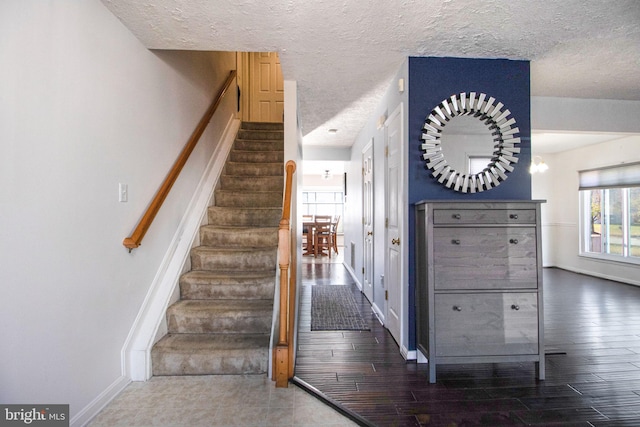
[[451, 239, 461, 245], [510, 214, 519, 220], [452, 213, 461, 219], [511, 304, 520, 311], [453, 305, 462, 312], [509, 238, 519, 244]]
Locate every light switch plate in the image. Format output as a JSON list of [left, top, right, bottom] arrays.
[[119, 183, 128, 202]]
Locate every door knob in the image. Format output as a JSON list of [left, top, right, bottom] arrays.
[[392, 238, 400, 245]]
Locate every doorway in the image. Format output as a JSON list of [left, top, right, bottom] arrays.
[[237, 52, 284, 123], [300, 161, 346, 258]]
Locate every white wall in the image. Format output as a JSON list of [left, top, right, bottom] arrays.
[[0, 1, 237, 422], [344, 63, 409, 325], [302, 174, 344, 189], [532, 135, 640, 285], [531, 96, 640, 285]]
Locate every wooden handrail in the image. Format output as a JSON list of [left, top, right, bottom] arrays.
[[123, 70, 237, 251], [274, 160, 297, 387]]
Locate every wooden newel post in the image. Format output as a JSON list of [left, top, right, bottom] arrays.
[[274, 160, 296, 388]]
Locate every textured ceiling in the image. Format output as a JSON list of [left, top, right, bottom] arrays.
[[101, 0, 640, 148]]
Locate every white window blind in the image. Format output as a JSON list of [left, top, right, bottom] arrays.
[[579, 161, 640, 190]]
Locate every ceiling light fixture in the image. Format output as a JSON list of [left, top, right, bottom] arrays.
[[529, 156, 549, 174]]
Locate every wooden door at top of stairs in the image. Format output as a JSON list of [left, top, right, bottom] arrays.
[[249, 52, 284, 123]]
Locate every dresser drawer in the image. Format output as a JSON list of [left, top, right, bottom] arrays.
[[433, 227, 538, 290], [433, 209, 536, 225], [435, 292, 539, 357]]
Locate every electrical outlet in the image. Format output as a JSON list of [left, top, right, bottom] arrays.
[[119, 183, 128, 202]]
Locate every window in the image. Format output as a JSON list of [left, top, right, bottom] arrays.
[[468, 156, 493, 175], [579, 162, 640, 263], [301, 191, 344, 232]]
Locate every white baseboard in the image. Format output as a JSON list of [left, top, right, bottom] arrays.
[[416, 349, 428, 364], [343, 261, 387, 324], [371, 302, 385, 324], [402, 347, 416, 361], [342, 261, 363, 292], [70, 376, 130, 427], [121, 116, 240, 382], [549, 264, 640, 287]]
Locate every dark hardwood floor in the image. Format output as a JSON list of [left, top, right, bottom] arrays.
[[293, 259, 640, 426]]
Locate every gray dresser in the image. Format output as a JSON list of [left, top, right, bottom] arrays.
[[415, 200, 545, 383]]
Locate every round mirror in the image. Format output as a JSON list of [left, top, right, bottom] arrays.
[[421, 92, 521, 193], [439, 115, 496, 175]]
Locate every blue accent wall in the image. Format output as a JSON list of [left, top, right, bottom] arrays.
[[407, 57, 531, 350]]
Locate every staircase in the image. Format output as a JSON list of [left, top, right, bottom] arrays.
[[151, 122, 284, 376]]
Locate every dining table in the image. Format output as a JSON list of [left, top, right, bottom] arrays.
[[302, 219, 316, 256], [302, 215, 334, 256]]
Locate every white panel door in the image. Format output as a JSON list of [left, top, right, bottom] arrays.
[[362, 140, 374, 303], [385, 105, 403, 345], [250, 52, 284, 122]]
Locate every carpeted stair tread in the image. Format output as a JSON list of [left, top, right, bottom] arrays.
[[152, 333, 269, 375], [167, 300, 273, 334], [214, 189, 283, 208], [234, 138, 285, 143], [237, 130, 284, 140], [181, 269, 276, 283], [207, 206, 281, 227], [190, 246, 277, 271], [233, 140, 283, 152], [219, 175, 283, 192], [241, 122, 284, 131], [155, 333, 270, 351], [224, 162, 283, 177], [180, 270, 275, 300], [200, 225, 278, 247], [169, 299, 273, 316], [229, 150, 284, 163]]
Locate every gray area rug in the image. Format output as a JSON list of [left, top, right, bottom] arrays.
[[311, 285, 370, 331]]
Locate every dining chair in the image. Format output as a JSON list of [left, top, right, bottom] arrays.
[[331, 215, 340, 255], [313, 215, 333, 257]]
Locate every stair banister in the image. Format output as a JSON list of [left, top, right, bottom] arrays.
[[274, 160, 297, 387], [123, 70, 237, 251]]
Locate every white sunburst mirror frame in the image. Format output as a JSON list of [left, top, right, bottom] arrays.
[[421, 92, 521, 193]]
